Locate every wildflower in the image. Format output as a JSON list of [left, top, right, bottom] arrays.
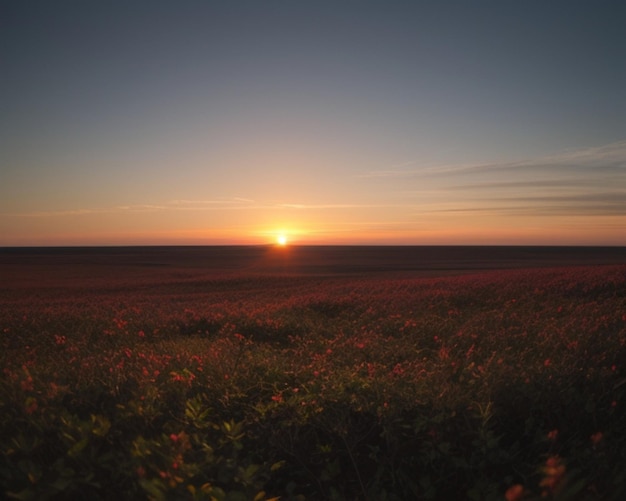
[[540, 456, 566, 495], [271, 394, 283, 403], [547, 429, 559, 441], [438, 346, 449, 360], [47, 382, 60, 399], [590, 432, 603, 447], [25, 398, 38, 415], [505, 484, 525, 501], [138, 330, 145, 338], [114, 318, 128, 330], [544, 359, 551, 368], [21, 377, 34, 392], [392, 363, 405, 376]]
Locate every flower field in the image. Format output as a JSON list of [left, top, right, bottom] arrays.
[[2, 257, 626, 500]]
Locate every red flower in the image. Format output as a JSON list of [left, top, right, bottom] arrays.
[[540, 456, 566, 494], [21, 377, 34, 392], [505, 484, 524, 501], [590, 432, 603, 447]]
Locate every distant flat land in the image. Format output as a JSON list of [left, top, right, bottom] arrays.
[[1, 246, 626, 290]]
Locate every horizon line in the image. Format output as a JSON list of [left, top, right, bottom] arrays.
[[2, 243, 626, 249]]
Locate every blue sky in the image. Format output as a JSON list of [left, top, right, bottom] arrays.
[[1, 0, 624, 245]]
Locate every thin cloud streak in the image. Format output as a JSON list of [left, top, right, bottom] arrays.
[[363, 140, 626, 179], [276, 203, 394, 210], [367, 140, 626, 221], [486, 192, 626, 205], [424, 205, 626, 217], [415, 189, 626, 218], [10, 198, 259, 218], [10, 208, 115, 218], [445, 178, 624, 191], [168, 198, 255, 205]]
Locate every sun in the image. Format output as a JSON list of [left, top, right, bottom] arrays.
[[276, 234, 288, 246]]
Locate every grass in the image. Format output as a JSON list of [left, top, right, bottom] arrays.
[[1, 263, 626, 500]]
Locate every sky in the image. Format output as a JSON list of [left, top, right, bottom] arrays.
[[1, 0, 624, 246]]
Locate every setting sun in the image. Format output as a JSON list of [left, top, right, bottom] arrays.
[[276, 234, 288, 246]]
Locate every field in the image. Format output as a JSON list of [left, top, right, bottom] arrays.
[[2, 246, 626, 500]]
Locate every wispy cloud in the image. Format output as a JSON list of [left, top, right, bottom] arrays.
[[168, 198, 255, 206], [11, 208, 115, 218], [444, 178, 623, 191], [115, 204, 168, 211], [425, 204, 626, 218], [422, 190, 626, 218], [363, 140, 626, 179], [276, 203, 389, 210], [363, 140, 626, 219], [442, 140, 626, 177], [10, 198, 257, 218]]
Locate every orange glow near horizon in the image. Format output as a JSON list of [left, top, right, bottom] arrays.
[[1, 210, 625, 247]]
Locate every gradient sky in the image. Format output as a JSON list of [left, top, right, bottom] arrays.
[[1, 0, 624, 246]]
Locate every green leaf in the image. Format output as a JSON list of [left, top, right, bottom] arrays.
[[6, 488, 37, 501], [138, 478, 166, 501], [270, 460, 286, 472], [50, 475, 74, 492], [90, 414, 111, 437], [67, 438, 89, 458]]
